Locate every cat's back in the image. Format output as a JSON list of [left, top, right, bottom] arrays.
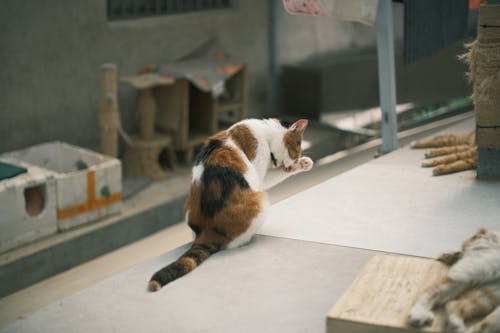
[[191, 121, 263, 189], [449, 229, 500, 283]]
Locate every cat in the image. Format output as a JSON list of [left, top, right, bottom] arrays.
[[408, 228, 500, 333], [411, 130, 477, 176], [149, 118, 313, 291]]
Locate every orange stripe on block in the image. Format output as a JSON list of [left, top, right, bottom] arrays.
[[57, 192, 122, 220], [87, 170, 96, 202]]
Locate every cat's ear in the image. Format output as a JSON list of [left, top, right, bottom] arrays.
[[290, 119, 308, 133]]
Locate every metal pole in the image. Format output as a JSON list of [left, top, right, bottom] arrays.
[[376, 0, 398, 153]]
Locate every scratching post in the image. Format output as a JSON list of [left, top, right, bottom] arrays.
[[122, 135, 173, 181], [119, 73, 177, 180], [138, 88, 156, 140], [467, 5, 500, 178], [100, 64, 120, 157]]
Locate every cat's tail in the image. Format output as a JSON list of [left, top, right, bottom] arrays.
[[149, 242, 221, 292]]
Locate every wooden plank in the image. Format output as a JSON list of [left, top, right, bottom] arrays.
[[120, 73, 174, 90], [327, 254, 447, 333]]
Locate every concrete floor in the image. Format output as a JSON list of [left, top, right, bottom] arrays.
[[0, 112, 482, 331]]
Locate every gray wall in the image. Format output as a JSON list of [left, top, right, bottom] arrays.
[[0, 0, 270, 153], [0, 1, 422, 154]]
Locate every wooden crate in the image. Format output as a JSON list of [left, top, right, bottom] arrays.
[[327, 254, 448, 333]]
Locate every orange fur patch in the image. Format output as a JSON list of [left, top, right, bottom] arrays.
[[480, 287, 500, 305], [180, 257, 197, 272], [198, 187, 263, 245], [204, 145, 247, 174], [187, 179, 263, 247], [229, 124, 258, 161], [283, 130, 302, 160], [186, 183, 204, 231], [149, 280, 161, 292], [209, 130, 228, 143]]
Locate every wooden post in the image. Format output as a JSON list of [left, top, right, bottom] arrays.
[[138, 88, 156, 140], [100, 63, 119, 157], [474, 4, 500, 179]]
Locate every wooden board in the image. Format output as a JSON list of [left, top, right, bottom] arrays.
[[327, 254, 448, 333], [120, 73, 174, 90]]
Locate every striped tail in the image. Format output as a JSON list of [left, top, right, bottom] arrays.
[[149, 243, 221, 291]]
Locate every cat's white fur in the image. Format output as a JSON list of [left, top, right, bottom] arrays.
[[188, 118, 313, 247], [408, 229, 500, 333]]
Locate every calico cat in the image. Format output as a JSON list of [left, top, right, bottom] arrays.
[[408, 229, 500, 333], [149, 118, 313, 291], [411, 130, 477, 176]]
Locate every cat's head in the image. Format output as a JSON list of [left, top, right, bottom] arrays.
[[271, 119, 308, 172]]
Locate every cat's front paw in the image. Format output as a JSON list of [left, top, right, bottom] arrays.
[[408, 305, 434, 327], [298, 157, 313, 171]]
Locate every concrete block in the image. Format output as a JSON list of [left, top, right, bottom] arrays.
[[0, 161, 58, 253], [478, 147, 500, 179], [327, 255, 447, 333], [476, 126, 500, 148], [475, 98, 500, 127], [1, 142, 122, 231]]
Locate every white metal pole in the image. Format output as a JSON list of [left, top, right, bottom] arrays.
[[376, 0, 398, 153]]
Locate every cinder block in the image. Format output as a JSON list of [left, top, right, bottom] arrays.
[[327, 255, 447, 333], [1, 142, 122, 232], [478, 147, 500, 179], [476, 126, 500, 148], [0, 161, 58, 253]]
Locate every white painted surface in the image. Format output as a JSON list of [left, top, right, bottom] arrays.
[[0, 162, 58, 253], [1, 142, 122, 231], [0, 236, 372, 333], [259, 119, 500, 258]]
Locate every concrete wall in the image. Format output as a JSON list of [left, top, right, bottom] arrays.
[[0, 0, 270, 153], [0, 1, 425, 154]]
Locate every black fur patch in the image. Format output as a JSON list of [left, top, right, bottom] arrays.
[[150, 243, 222, 287], [200, 165, 250, 218], [151, 261, 187, 286], [280, 119, 292, 128], [270, 152, 278, 167], [188, 223, 202, 236], [195, 139, 223, 165]]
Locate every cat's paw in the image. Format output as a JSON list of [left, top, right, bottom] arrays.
[[446, 314, 467, 333], [408, 305, 434, 327], [298, 157, 313, 172]]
